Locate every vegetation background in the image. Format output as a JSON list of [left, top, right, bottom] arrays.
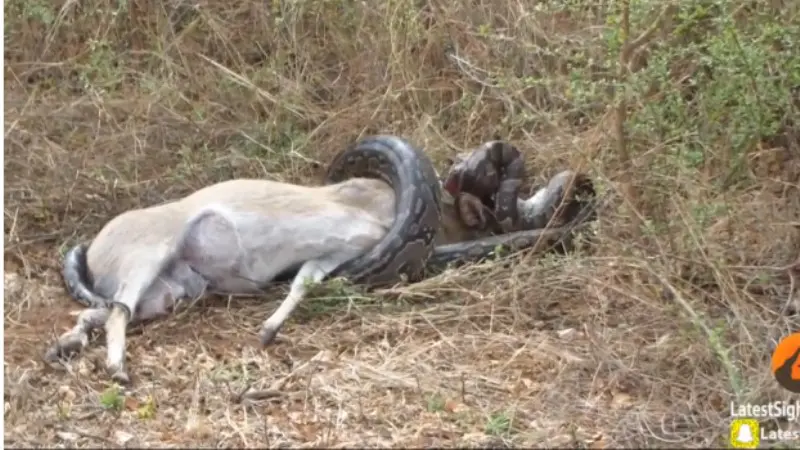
[[4, 0, 800, 446]]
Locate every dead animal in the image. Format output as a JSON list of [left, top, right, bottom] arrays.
[[48, 136, 441, 384], [46, 136, 596, 384]]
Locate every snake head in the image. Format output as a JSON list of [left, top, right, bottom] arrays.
[[443, 144, 503, 203]]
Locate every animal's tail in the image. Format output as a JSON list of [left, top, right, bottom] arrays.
[[62, 243, 109, 308]]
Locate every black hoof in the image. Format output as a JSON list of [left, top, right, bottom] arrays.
[[43, 335, 85, 364], [111, 371, 131, 385], [259, 323, 288, 347], [43, 347, 65, 367], [107, 364, 131, 385], [259, 327, 278, 347]]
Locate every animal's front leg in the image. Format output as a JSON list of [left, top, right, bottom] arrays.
[[259, 256, 347, 346], [44, 307, 110, 364]]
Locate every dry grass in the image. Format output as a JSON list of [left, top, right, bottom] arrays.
[[4, 0, 800, 447]]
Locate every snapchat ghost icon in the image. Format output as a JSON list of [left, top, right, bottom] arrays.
[[730, 418, 760, 449]]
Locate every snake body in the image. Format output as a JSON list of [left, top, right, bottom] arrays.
[[426, 220, 592, 270], [324, 135, 442, 285]]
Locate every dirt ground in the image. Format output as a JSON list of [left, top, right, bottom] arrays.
[[5, 0, 800, 448]]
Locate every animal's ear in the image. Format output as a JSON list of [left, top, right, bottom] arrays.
[[457, 193, 487, 229]]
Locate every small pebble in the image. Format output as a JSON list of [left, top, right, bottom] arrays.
[[56, 431, 79, 442], [557, 328, 576, 340], [114, 430, 135, 446], [58, 385, 76, 402]]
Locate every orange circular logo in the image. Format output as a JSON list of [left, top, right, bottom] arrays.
[[771, 332, 800, 393]]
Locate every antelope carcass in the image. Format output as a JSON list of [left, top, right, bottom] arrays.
[[46, 136, 441, 384]]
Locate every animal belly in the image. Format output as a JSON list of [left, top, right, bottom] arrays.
[[208, 251, 305, 294], [135, 278, 182, 319], [207, 274, 265, 295], [184, 255, 264, 294]]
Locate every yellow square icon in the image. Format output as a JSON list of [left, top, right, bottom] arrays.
[[730, 418, 760, 449]]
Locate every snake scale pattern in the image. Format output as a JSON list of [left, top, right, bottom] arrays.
[[324, 135, 442, 285]]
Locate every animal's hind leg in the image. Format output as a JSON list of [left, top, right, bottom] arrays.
[[104, 209, 238, 385], [176, 207, 242, 291], [44, 308, 110, 364], [259, 253, 355, 346], [104, 243, 173, 385]]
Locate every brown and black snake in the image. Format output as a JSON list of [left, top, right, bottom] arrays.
[[324, 135, 443, 285], [428, 171, 598, 271], [443, 140, 526, 233], [62, 136, 597, 308], [443, 140, 597, 231]]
